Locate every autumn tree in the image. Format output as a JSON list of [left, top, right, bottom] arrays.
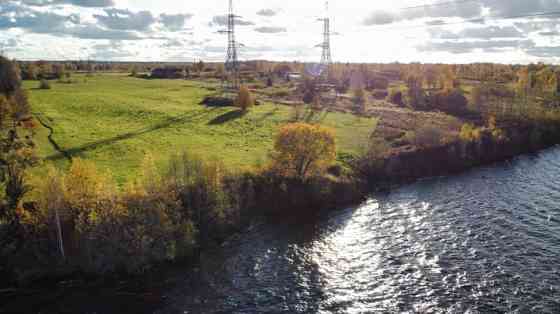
[[440, 65, 458, 90], [235, 85, 254, 111], [301, 76, 318, 104], [0, 56, 36, 244], [406, 75, 426, 110], [352, 87, 368, 114], [271, 123, 336, 179], [195, 60, 205, 76], [0, 57, 21, 96]]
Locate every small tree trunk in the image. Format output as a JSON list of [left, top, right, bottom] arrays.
[[54, 208, 65, 259]]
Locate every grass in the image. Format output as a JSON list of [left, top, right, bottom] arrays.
[[25, 74, 377, 184]]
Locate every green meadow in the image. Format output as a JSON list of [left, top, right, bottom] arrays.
[[25, 74, 377, 184]]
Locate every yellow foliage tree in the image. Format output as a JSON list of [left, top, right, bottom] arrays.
[[271, 123, 336, 179], [64, 158, 114, 211], [235, 85, 254, 111]]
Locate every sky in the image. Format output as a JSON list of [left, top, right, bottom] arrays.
[[1, 0, 560, 64]]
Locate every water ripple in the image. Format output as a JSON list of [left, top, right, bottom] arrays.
[[165, 146, 560, 313]]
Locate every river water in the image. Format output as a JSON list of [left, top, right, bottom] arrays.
[[163, 147, 560, 313], [3, 148, 560, 314]]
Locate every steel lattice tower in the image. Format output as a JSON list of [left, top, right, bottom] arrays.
[[221, 0, 240, 91], [317, 1, 332, 78]]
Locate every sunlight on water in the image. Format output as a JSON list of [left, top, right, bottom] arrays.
[[163, 147, 560, 313]]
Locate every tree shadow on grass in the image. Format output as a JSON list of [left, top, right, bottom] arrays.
[[45, 109, 216, 161], [208, 110, 246, 125]]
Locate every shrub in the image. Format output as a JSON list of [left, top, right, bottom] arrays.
[[431, 88, 468, 116], [273, 89, 290, 98], [270, 123, 336, 179], [388, 88, 404, 106], [0, 56, 21, 96], [460, 123, 482, 142], [372, 89, 388, 100], [235, 85, 254, 111], [414, 125, 446, 148], [39, 79, 51, 90], [352, 88, 368, 114]]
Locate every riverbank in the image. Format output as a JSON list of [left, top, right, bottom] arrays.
[[357, 116, 560, 189]]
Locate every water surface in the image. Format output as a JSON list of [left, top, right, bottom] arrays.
[[165, 147, 560, 313]]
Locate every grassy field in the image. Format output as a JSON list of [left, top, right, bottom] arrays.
[[25, 74, 377, 184]]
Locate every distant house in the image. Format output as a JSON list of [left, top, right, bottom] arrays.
[[286, 72, 302, 81], [151, 67, 185, 79]]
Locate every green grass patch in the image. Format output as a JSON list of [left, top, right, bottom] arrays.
[[25, 74, 377, 184]]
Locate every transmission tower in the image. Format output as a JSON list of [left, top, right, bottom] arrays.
[[219, 0, 241, 91], [317, 1, 332, 79]]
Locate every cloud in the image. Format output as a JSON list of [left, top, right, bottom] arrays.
[[482, 0, 560, 17], [430, 26, 524, 40], [65, 24, 141, 40], [539, 30, 560, 36], [0, 3, 142, 40], [363, 0, 560, 27], [0, 6, 70, 33], [525, 45, 560, 58], [254, 26, 286, 33], [256, 9, 277, 17], [514, 20, 560, 33], [20, 0, 114, 7], [418, 39, 533, 54], [364, 1, 482, 26], [90, 41, 136, 60], [160, 13, 193, 31], [363, 11, 397, 25], [94, 8, 155, 31], [210, 15, 254, 27]]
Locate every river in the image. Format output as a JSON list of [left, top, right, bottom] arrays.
[[4, 147, 560, 313]]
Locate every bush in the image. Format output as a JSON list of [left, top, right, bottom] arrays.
[[431, 89, 468, 116], [352, 88, 368, 114], [273, 89, 290, 98], [235, 85, 254, 111], [460, 123, 482, 142], [372, 89, 388, 100], [39, 79, 51, 90], [270, 123, 336, 179], [413, 125, 446, 148], [388, 88, 404, 106], [0, 56, 21, 96]]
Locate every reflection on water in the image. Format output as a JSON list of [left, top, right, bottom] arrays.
[[165, 146, 560, 313]]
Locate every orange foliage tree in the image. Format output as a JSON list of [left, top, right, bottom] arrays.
[[271, 123, 336, 179], [235, 85, 254, 111]]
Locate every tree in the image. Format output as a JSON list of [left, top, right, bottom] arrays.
[[388, 88, 403, 107], [53, 64, 66, 79], [406, 75, 426, 110], [235, 85, 254, 111], [0, 56, 36, 219], [301, 77, 317, 104], [195, 60, 205, 75], [352, 88, 367, 114], [0, 57, 21, 96], [271, 123, 336, 179], [272, 63, 292, 78], [130, 66, 138, 77], [22, 63, 38, 80]]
